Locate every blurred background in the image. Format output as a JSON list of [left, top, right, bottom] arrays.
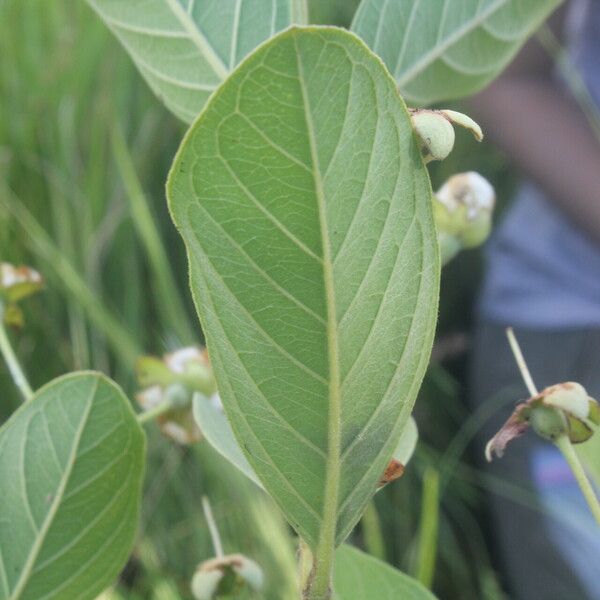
[[0, 1, 594, 599]]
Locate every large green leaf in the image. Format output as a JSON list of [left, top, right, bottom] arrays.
[[168, 26, 438, 549], [86, 0, 307, 123], [193, 391, 418, 491], [334, 545, 437, 599], [0, 372, 146, 600], [351, 0, 561, 105]]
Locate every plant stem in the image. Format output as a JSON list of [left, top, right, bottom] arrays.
[[0, 303, 33, 401], [506, 327, 538, 396], [361, 501, 386, 561], [415, 467, 440, 588], [136, 398, 175, 425], [202, 496, 224, 558], [555, 435, 600, 526]]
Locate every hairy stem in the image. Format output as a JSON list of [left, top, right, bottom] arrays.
[[555, 435, 600, 525], [0, 303, 33, 401]]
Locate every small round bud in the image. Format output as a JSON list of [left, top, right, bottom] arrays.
[[410, 109, 455, 162], [191, 570, 223, 600], [530, 405, 569, 442]]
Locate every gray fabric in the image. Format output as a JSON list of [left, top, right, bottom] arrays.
[[479, 0, 600, 328], [468, 322, 600, 600]]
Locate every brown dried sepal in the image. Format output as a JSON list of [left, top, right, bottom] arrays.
[[485, 403, 531, 461], [378, 459, 405, 488]]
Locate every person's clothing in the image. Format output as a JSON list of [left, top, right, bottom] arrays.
[[479, 0, 600, 328], [469, 323, 600, 600]]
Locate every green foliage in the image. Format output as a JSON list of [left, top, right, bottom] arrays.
[[168, 26, 439, 551], [86, 0, 305, 123], [0, 372, 145, 600], [193, 394, 262, 489], [577, 432, 600, 489], [334, 545, 436, 599], [351, 0, 562, 104]]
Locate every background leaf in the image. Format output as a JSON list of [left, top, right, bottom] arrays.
[[351, 0, 561, 105], [86, 0, 305, 123], [0, 372, 146, 600], [193, 393, 263, 488], [333, 544, 437, 599], [576, 425, 600, 489], [168, 26, 439, 549]]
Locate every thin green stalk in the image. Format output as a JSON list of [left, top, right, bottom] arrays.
[[361, 501, 386, 561], [137, 398, 175, 425], [0, 303, 33, 401], [415, 467, 439, 588], [537, 26, 600, 143], [111, 123, 194, 344], [202, 496, 224, 558], [505, 327, 538, 396], [555, 435, 600, 526]]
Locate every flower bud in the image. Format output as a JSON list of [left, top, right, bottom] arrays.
[[135, 346, 216, 444], [433, 172, 495, 264], [191, 554, 263, 600], [410, 109, 483, 163], [410, 109, 455, 162], [486, 381, 599, 460], [0, 262, 43, 327], [530, 405, 569, 442]]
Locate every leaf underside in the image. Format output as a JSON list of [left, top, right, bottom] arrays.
[[168, 26, 438, 549], [351, 0, 562, 105], [334, 545, 437, 599], [0, 372, 145, 600], [86, 0, 297, 123]]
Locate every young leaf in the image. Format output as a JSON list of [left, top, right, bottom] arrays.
[[334, 545, 437, 599], [351, 0, 561, 105], [0, 372, 146, 600], [168, 26, 438, 549], [86, 0, 305, 122]]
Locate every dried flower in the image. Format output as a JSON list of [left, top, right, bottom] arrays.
[[486, 382, 600, 461]]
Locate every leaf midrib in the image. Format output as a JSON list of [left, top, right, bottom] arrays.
[[294, 35, 342, 552], [395, 0, 507, 85], [164, 0, 229, 81], [9, 379, 98, 599]]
